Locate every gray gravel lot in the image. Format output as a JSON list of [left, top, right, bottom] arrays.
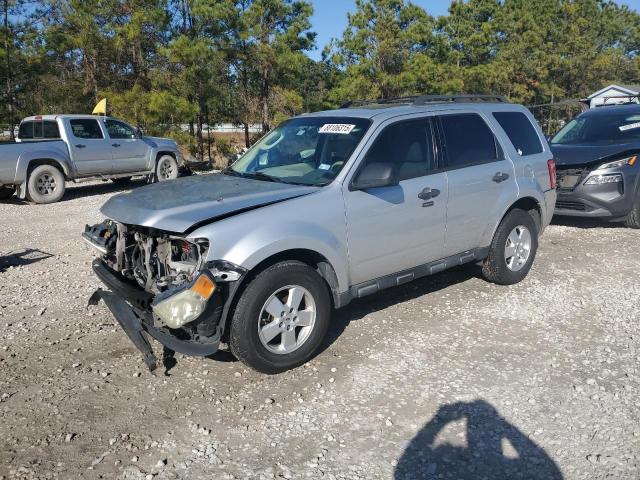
[[0, 179, 639, 480]]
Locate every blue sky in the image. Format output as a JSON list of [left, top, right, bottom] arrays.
[[308, 0, 640, 60]]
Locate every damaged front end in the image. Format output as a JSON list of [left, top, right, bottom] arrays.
[[83, 219, 245, 371]]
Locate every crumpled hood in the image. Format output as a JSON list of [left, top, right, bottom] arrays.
[[101, 174, 319, 233], [551, 143, 640, 166]]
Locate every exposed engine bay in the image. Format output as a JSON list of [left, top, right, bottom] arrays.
[[83, 219, 208, 294]]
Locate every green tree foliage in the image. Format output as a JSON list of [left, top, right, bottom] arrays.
[[0, 0, 638, 149]]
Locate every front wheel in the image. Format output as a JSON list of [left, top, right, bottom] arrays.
[[156, 155, 178, 182], [624, 196, 640, 228], [0, 186, 15, 200], [26, 165, 66, 204], [482, 209, 538, 285], [229, 261, 331, 374]]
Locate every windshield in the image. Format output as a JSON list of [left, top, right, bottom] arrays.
[[229, 116, 371, 186], [551, 111, 640, 146]]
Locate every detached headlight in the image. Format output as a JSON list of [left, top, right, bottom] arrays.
[[152, 274, 216, 329], [584, 174, 623, 185], [598, 155, 637, 170]]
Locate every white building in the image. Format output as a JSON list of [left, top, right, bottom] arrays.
[[585, 84, 640, 108]]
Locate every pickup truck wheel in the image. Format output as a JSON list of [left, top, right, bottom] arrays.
[[156, 155, 178, 182], [0, 186, 15, 200], [624, 196, 640, 228], [229, 261, 331, 374], [26, 165, 66, 204], [482, 208, 538, 285]]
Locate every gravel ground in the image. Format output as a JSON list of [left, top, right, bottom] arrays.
[[0, 179, 639, 480]]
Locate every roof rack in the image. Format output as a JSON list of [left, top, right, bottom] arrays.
[[339, 94, 507, 109]]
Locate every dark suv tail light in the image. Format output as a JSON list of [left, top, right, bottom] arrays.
[[547, 159, 557, 189]]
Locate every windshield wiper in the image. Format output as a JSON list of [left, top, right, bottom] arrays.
[[222, 167, 309, 185], [251, 171, 282, 182]]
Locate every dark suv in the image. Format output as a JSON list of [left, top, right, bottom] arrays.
[[551, 104, 640, 227]]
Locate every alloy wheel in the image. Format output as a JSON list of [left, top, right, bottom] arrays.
[[504, 225, 532, 272], [257, 285, 317, 354]]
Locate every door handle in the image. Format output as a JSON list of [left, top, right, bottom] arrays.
[[418, 187, 440, 200], [75, 144, 86, 149], [112, 143, 121, 147], [492, 172, 510, 183]]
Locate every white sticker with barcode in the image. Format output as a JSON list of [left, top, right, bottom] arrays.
[[619, 122, 640, 131], [319, 124, 355, 134]]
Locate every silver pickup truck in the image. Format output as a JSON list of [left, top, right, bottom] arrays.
[[0, 114, 183, 203]]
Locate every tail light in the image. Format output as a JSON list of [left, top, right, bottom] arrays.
[[547, 159, 557, 189]]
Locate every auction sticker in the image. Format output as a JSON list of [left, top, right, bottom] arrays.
[[619, 122, 640, 131], [319, 124, 356, 134]]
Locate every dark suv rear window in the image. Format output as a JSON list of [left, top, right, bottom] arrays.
[[493, 112, 543, 155]]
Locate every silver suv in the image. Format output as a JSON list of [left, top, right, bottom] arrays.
[[85, 95, 557, 374]]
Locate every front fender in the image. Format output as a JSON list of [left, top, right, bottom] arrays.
[[188, 189, 350, 293], [216, 222, 348, 293]]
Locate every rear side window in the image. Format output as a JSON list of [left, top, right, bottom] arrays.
[[18, 121, 33, 139], [361, 119, 434, 181], [70, 119, 103, 139], [493, 112, 543, 155], [439, 114, 498, 168]]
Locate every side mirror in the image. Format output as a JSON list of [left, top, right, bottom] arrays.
[[352, 162, 398, 190]]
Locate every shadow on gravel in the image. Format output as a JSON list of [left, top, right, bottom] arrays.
[[394, 400, 563, 480], [56, 179, 149, 202], [552, 216, 626, 229], [0, 248, 53, 272], [323, 264, 479, 352], [1, 179, 147, 205]]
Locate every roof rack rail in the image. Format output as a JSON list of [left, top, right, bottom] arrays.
[[412, 94, 507, 105], [339, 97, 417, 109], [339, 94, 507, 109]]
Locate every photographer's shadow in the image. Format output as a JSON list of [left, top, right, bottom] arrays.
[[395, 399, 563, 480]]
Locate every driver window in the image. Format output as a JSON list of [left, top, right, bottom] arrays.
[[105, 119, 137, 140], [360, 119, 432, 181]]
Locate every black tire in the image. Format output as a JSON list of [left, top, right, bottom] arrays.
[[482, 209, 538, 285], [156, 155, 178, 182], [229, 261, 331, 374], [26, 165, 66, 204], [624, 195, 640, 228], [111, 176, 132, 184], [0, 186, 15, 200]]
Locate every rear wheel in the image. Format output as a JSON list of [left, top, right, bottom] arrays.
[[0, 186, 15, 200], [156, 155, 178, 182], [624, 196, 640, 229], [26, 165, 66, 204], [482, 209, 538, 285], [229, 261, 331, 374]]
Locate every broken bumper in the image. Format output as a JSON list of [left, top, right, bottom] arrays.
[[90, 260, 221, 370]]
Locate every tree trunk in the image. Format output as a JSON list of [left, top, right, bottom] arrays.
[[244, 122, 249, 148], [4, 0, 14, 140], [260, 76, 269, 133]]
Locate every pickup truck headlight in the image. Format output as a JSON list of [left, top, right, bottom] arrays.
[[152, 274, 216, 329], [598, 155, 637, 170]]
